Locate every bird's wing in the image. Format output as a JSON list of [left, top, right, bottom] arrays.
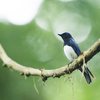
[[69, 39, 81, 56]]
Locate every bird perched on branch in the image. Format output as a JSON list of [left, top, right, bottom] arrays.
[[58, 32, 95, 84]]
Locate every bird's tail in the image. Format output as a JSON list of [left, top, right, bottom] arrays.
[[79, 66, 95, 84], [86, 67, 95, 79], [84, 68, 92, 84]]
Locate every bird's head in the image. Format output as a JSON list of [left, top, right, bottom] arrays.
[[58, 32, 72, 40]]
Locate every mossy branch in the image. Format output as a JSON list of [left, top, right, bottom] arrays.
[[0, 39, 100, 82]]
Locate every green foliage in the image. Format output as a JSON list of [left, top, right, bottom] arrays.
[[0, 0, 100, 100]]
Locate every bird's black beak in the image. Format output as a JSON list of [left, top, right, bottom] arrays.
[[58, 34, 61, 36]]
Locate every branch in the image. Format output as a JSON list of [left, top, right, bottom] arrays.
[[0, 39, 100, 82]]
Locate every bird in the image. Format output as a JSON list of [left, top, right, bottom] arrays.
[[58, 32, 95, 84]]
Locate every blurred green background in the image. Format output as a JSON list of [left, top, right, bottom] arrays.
[[0, 0, 100, 100]]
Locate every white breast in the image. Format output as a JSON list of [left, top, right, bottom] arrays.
[[64, 45, 78, 61]]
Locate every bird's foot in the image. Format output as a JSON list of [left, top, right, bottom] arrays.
[[68, 61, 73, 66]]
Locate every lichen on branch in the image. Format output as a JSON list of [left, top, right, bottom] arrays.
[[0, 39, 100, 82]]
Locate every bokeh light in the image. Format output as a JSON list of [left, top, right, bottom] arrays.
[[0, 0, 100, 100], [35, 1, 91, 43], [0, 0, 43, 25]]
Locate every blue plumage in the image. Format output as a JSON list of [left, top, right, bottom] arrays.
[[69, 39, 81, 56], [58, 32, 95, 84]]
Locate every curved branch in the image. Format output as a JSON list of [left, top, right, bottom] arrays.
[[0, 39, 100, 82]]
